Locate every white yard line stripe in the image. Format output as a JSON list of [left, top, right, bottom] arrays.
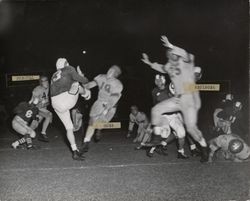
[[0, 160, 249, 173]]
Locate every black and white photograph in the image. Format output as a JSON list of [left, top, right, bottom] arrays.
[[0, 0, 249, 200]]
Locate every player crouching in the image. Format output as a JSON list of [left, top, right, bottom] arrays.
[[11, 98, 40, 150], [30, 76, 52, 142], [127, 105, 152, 150], [50, 58, 90, 160], [208, 134, 250, 162]]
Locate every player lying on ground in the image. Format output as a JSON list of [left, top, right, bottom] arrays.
[[11, 98, 40, 150], [142, 35, 209, 162], [213, 98, 242, 135], [150, 75, 200, 158], [50, 58, 90, 160], [127, 105, 152, 149], [208, 134, 250, 162], [79, 65, 123, 154], [29, 76, 52, 142]]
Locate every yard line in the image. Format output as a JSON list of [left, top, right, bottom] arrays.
[[0, 160, 249, 173]]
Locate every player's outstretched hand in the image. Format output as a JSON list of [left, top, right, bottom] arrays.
[[161, 35, 173, 48], [77, 66, 84, 77], [141, 53, 151, 65]]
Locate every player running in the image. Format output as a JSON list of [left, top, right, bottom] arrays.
[[208, 134, 250, 162], [11, 98, 40, 150], [80, 65, 123, 154], [29, 76, 52, 142], [142, 36, 208, 162], [50, 58, 90, 160]]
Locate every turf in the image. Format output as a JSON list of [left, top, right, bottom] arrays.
[[0, 127, 249, 201]]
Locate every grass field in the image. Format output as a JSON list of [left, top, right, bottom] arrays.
[[0, 126, 249, 201]]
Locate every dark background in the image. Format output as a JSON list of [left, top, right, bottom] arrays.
[[0, 0, 249, 135]]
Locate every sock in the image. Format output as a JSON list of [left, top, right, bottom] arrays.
[[199, 138, 207, 147], [178, 149, 184, 154], [190, 144, 196, 150], [18, 138, 26, 145], [161, 141, 167, 146], [41, 132, 46, 135], [71, 144, 78, 151], [24, 134, 32, 148], [149, 147, 156, 154]]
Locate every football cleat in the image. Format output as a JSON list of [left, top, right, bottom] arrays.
[[155, 145, 168, 156], [177, 152, 189, 159], [146, 147, 155, 157], [27, 144, 41, 150], [94, 131, 102, 143], [38, 134, 49, 142], [11, 141, 19, 149], [200, 147, 209, 163], [79, 142, 90, 154], [191, 148, 201, 157], [72, 150, 85, 161]]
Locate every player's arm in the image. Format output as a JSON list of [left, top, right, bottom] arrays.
[[84, 81, 97, 89], [141, 53, 168, 74], [70, 67, 89, 84], [128, 114, 135, 134]]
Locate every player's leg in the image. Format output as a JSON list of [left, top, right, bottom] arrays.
[[55, 110, 84, 160], [182, 107, 208, 162], [213, 108, 223, 132], [38, 108, 52, 142], [151, 98, 179, 135], [186, 135, 200, 156], [11, 116, 36, 149], [208, 139, 219, 162], [170, 117, 188, 159]]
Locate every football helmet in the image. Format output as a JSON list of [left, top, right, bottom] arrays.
[[228, 139, 244, 154]]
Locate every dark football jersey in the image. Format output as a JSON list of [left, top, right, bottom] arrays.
[[50, 66, 88, 97], [152, 87, 173, 105], [14, 102, 39, 124]]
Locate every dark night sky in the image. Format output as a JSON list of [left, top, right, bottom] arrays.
[[0, 0, 249, 128]]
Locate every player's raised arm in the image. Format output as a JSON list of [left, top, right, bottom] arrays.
[[71, 66, 89, 84], [141, 53, 167, 74]]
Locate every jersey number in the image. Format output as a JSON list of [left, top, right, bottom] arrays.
[[100, 82, 111, 93], [52, 70, 62, 82], [25, 110, 33, 118]]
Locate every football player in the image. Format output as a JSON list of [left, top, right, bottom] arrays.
[[127, 105, 152, 149], [29, 76, 52, 142], [11, 98, 40, 149], [142, 36, 208, 162], [208, 134, 250, 162], [213, 96, 242, 135], [80, 65, 123, 154], [50, 58, 90, 160], [150, 75, 200, 158]]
